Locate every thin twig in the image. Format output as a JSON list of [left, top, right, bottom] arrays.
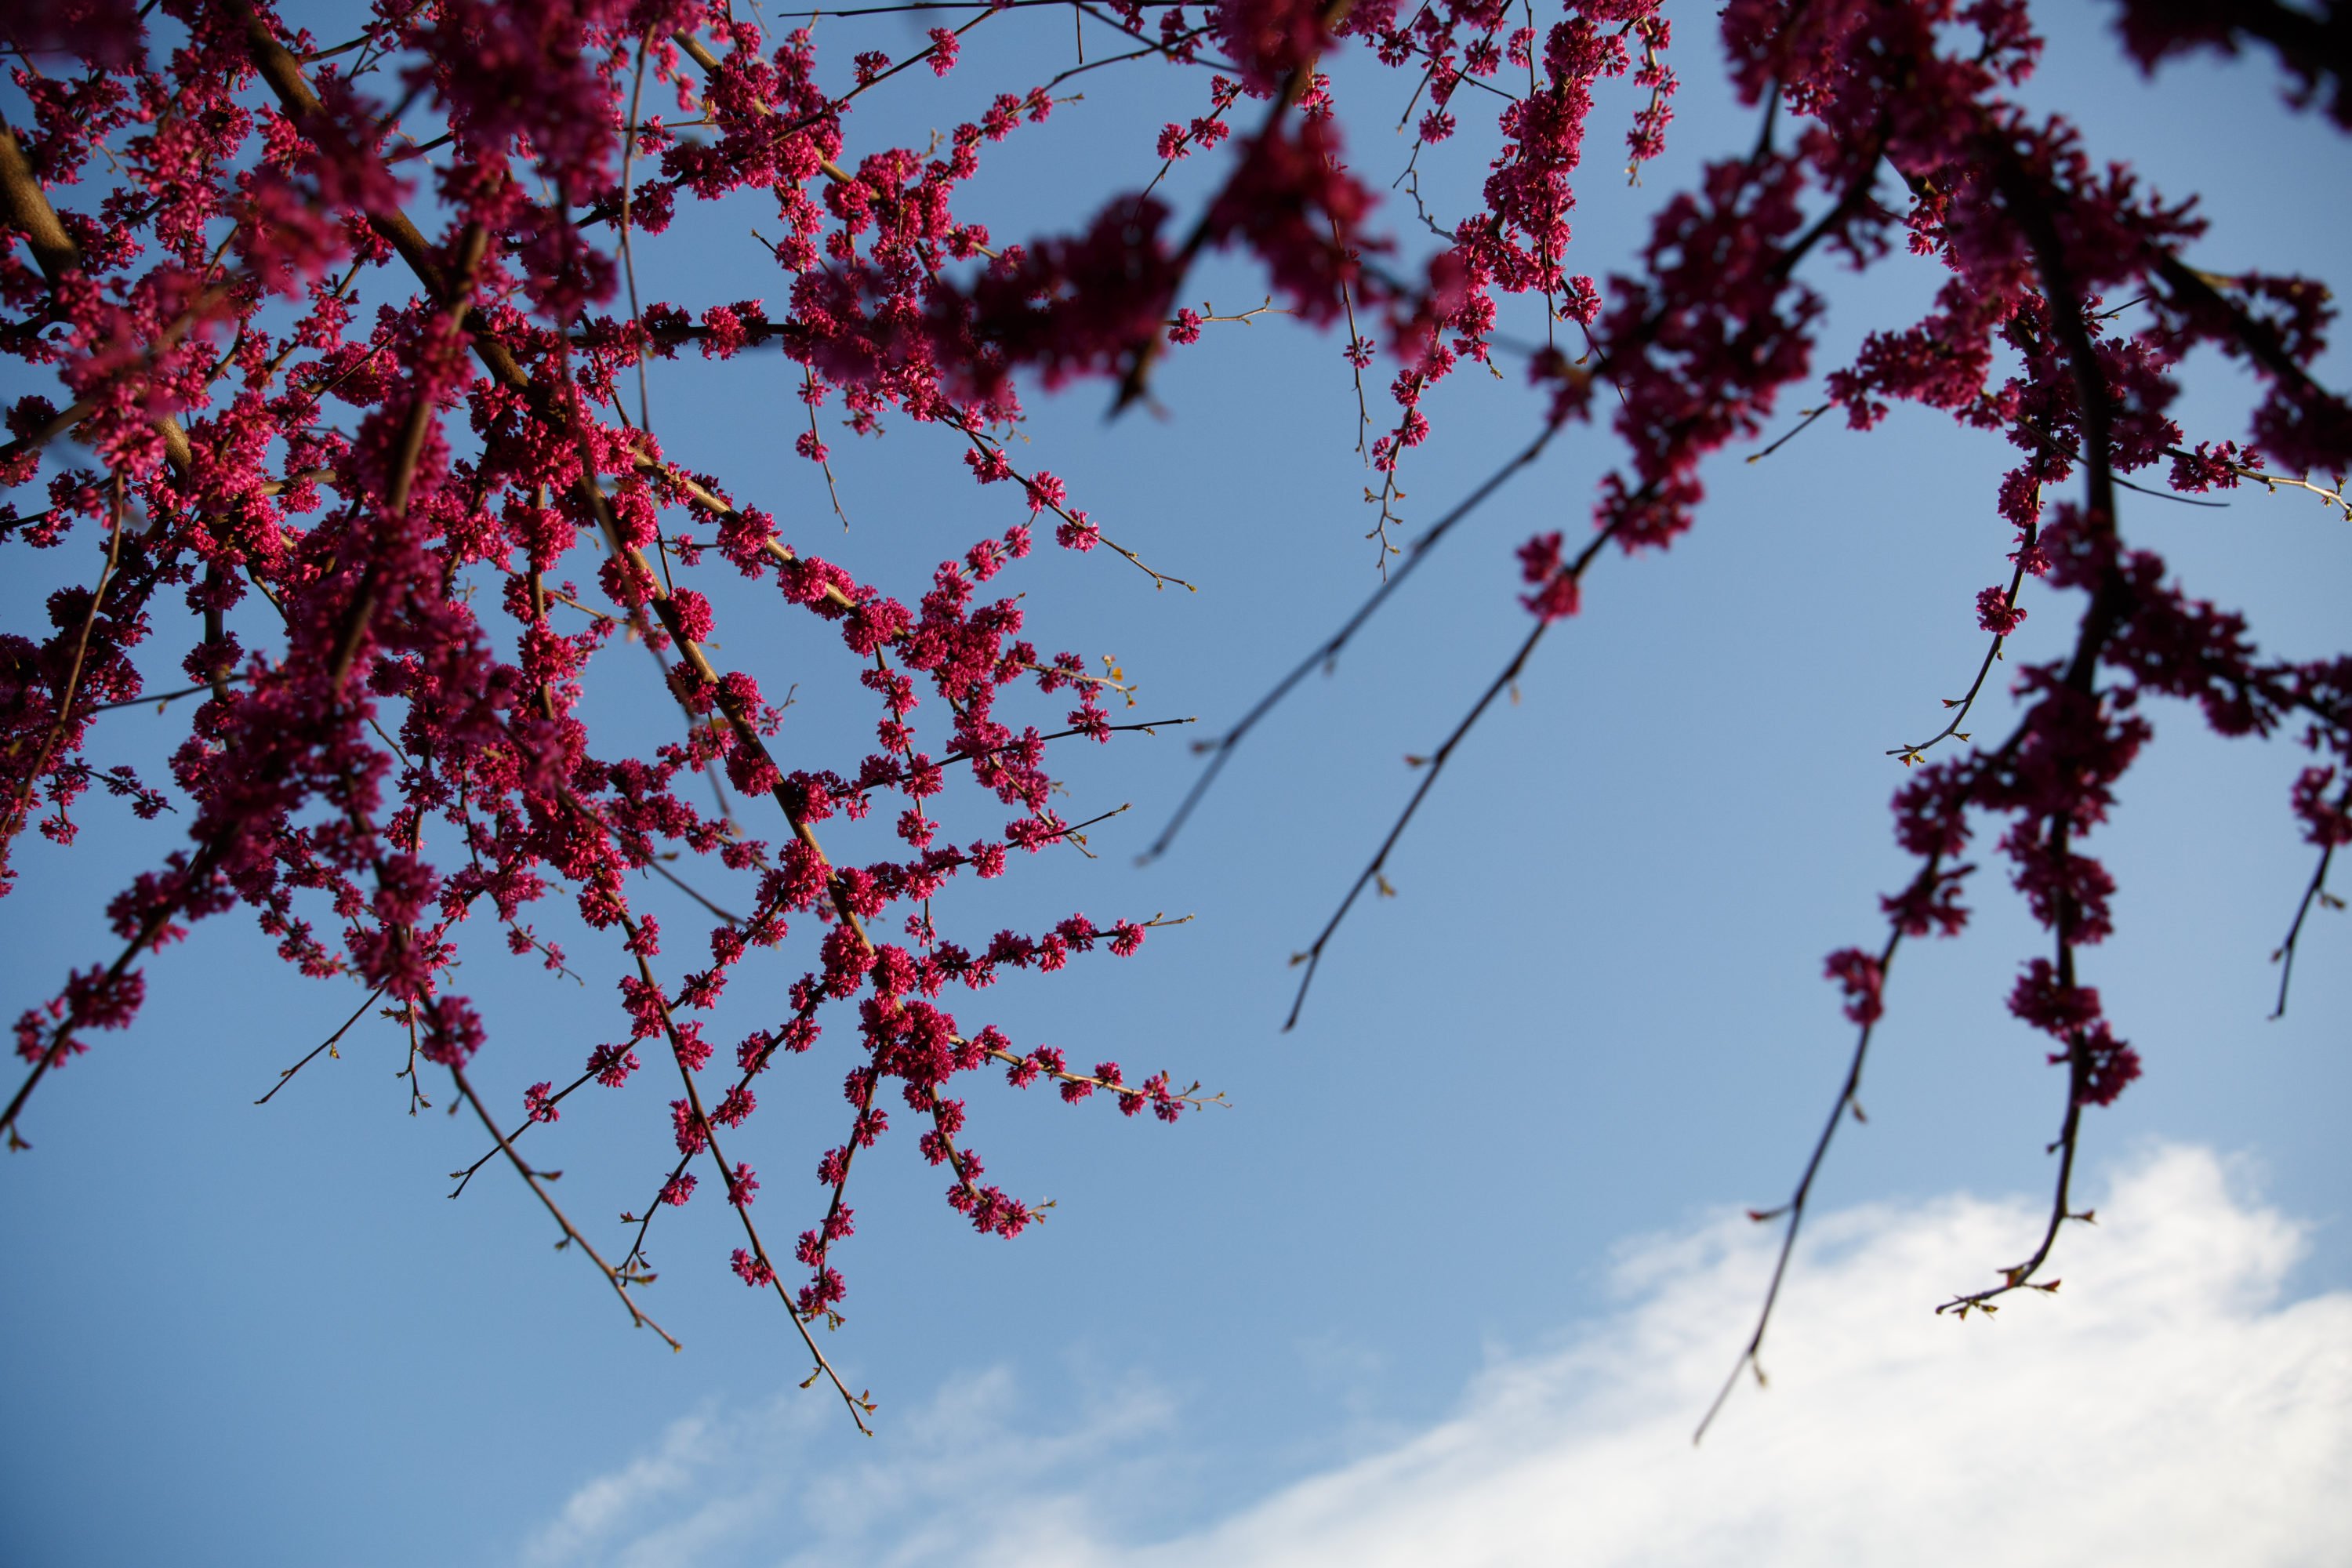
[[1744, 403, 1830, 464], [1888, 505, 2038, 765], [447, 1060, 681, 1350], [1282, 514, 1622, 1029], [254, 985, 387, 1105], [2268, 779, 2349, 1020], [1145, 420, 1562, 863]]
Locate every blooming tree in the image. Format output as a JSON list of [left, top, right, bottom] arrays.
[[2, 0, 2345, 1435]]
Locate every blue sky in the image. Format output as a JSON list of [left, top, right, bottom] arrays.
[[3, 5, 2347, 1563]]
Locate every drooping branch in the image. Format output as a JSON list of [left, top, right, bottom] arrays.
[[1696, 854, 1947, 1445]]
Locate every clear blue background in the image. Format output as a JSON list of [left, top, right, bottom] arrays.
[[2, 5, 2345, 1561]]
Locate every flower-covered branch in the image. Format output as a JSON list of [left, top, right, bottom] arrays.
[[3, 0, 2344, 1439]]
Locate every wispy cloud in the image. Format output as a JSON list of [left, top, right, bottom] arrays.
[[521, 1361, 1178, 1568], [524, 1145, 2352, 1568]]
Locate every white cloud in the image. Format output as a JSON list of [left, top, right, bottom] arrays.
[[524, 1405, 737, 1567], [521, 1363, 1178, 1568], [523, 1145, 2352, 1568]]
